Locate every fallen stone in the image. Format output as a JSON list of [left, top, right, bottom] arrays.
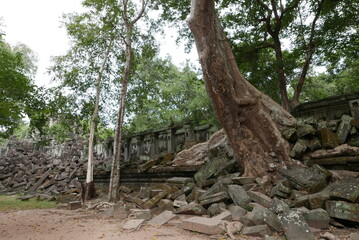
[[289, 139, 308, 158], [148, 210, 176, 226], [99, 207, 115, 219], [138, 187, 150, 199], [326, 200, 359, 223], [242, 225, 272, 237], [180, 216, 225, 235], [280, 164, 332, 193], [172, 142, 208, 166], [199, 191, 229, 207], [208, 202, 227, 216], [176, 203, 207, 216], [143, 189, 169, 209], [349, 233, 359, 240], [320, 128, 339, 149], [212, 210, 232, 221], [173, 200, 188, 208], [228, 205, 247, 221], [68, 201, 82, 210], [308, 138, 321, 151], [351, 119, 359, 129], [336, 115, 353, 144], [297, 124, 316, 138], [194, 156, 230, 186], [28, 171, 50, 192], [279, 210, 315, 240], [325, 177, 359, 202], [271, 180, 292, 199], [129, 209, 152, 220], [320, 232, 338, 240], [186, 187, 206, 203], [250, 207, 282, 232], [302, 208, 330, 229], [227, 185, 251, 210], [281, 127, 297, 142], [247, 191, 272, 208], [268, 197, 290, 215], [232, 177, 255, 185], [122, 219, 145, 230]]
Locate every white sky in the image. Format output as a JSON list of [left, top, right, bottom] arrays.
[[0, 0, 199, 87]]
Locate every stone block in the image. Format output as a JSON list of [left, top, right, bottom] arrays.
[[247, 191, 272, 208], [269, 198, 290, 215], [351, 119, 359, 129], [297, 124, 316, 138], [326, 201, 359, 223], [180, 216, 225, 235], [148, 210, 176, 226], [279, 210, 315, 240], [173, 200, 188, 208], [194, 155, 230, 186], [242, 225, 272, 237], [227, 185, 251, 210], [199, 191, 229, 207], [212, 210, 232, 221], [138, 187, 150, 199], [176, 203, 207, 215], [280, 164, 331, 193], [302, 208, 330, 229], [228, 205, 247, 221], [337, 115, 353, 144], [232, 177, 255, 185], [281, 127, 297, 142], [349, 233, 359, 240], [68, 201, 82, 210], [325, 177, 359, 203], [289, 139, 308, 158], [321, 128, 339, 149], [122, 219, 145, 230], [129, 209, 152, 220], [249, 207, 282, 232], [208, 202, 227, 216]]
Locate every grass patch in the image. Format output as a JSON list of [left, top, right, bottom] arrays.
[[0, 195, 57, 211]]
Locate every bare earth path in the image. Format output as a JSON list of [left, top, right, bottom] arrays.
[[0, 209, 210, 240]]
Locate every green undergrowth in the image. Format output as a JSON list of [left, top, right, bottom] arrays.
[[0, 194, 57, 211]]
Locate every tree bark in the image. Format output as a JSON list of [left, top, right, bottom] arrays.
[[188, 0, 296, 178], [85, 41, 112, 201]]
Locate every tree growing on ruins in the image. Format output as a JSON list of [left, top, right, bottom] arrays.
[[108, 0, 150, 202], [188, 0, 296, 178]]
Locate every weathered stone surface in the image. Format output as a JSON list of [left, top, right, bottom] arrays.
[[289, 139, 308, 158], [336, 115, 353, 144], [325, 177, 359, 203], [176, 203, 207, 216], [308, 138, 322, 151], [228, 205, 247, 221], [320, 128, 339, 149], [173, 200, 188, 208], [248, 191, 272, 208], [301, 208, 330, 229], [269, 198, 290, 215], [129, 209, 152, 220], [279, 210, 315, 240], [199, 191, 229, 207], [281, 127, 297, 142], [227, 185, 251, 210], [297, 124, 316, 138], [212, 210, 232, 221], [194, 156, 230, 186], [180, 216, 225, 235], [351, 119, 359, 129], [122, 219, 145, 230], [326, 201, 359, 223], [232, 177, 255, 185], [186, 187, 206, 203], [348, 136, 359, 147], [271, 180, 292, 199], [143, 189, 169, 209], [68, 201, 82, 210], [148, 210, 176, 226], [242, 225, 273, 237], [250, 207, 282, 232], [280, 164, 332, 193], [349, 232, 359, 240], [171, 142, 208, 166], [208, 202, 227, 216]]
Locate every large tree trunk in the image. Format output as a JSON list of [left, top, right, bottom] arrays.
[[188, 0, 296, 178], [85, 42, 112, 201]]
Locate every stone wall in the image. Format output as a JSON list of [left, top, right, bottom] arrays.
[[291, 92, 359, 120]]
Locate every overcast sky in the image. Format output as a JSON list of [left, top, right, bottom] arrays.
[[0, 0, 198, 87]]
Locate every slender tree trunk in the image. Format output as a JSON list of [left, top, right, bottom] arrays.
[[85, 42, 112, 201], [290, 0, 325, 109], [188, 0, 296, 178], [108, 30, 132, 202]]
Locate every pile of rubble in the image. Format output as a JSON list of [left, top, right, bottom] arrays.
[[285, 115, 359, 170], [0, 138, 107, 195], [63, 163, 358, 240]]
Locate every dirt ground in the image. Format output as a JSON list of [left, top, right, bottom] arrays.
[[0, 208, 214, 240], [1, 208, 358, 240]]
